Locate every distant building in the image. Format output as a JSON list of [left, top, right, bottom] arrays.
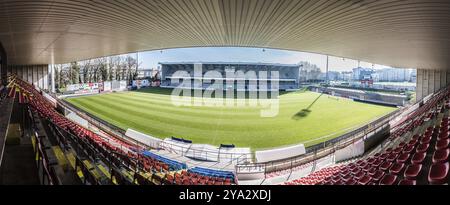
[[411, 70, 417, 83], [137, 68, 159, 79], [374, 68, 415, 82], [327, 71, 341, 81], [160, 62, 301, 91], [341, 71, 353, 81], [352, 67, 374, 80]]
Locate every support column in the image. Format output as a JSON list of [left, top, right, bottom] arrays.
[[416, 69, 424, 101], [0, 42, 7, 86], [416, 69, 450, 102], [51, 64, 55, 93]]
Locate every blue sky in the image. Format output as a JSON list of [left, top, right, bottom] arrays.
[[132, 47, 394, 72]]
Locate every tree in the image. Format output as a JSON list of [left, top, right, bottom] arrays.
[[110, 56, 124, 81], [69, 62, 81, 84], [96, 57, 108, 82], [53, 54, 140, 87], [79, 60, 92, 83], [299, 61, 322, 82], [54, 65, 61, 89], [124, 56, 139, 85]]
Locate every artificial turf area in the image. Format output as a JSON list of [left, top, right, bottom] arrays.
[[65, 88, 397, 150]]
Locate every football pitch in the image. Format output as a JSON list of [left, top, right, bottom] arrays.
[[65, 88, 397, 150]]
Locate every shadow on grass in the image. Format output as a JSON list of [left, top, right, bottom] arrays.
[[291, 93, 324, 120], [292, 109, 312, 120]]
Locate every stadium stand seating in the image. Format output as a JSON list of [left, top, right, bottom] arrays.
[[142, 151, 187, 171], [285, 86, 450, 185], [162, 168, 236, 185], [188, 167, 235, 181], [7, 76, 236, 185]]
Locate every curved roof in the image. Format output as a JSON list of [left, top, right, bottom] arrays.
[[0, 0, 449, 69]]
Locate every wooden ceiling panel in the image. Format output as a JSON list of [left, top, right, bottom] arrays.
[[0, 0, 448, 70]]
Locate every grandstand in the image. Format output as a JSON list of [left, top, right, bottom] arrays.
[[0, 76, 237, 185], [284, 87, 450, 185], [1, 1, 450, 187], [161, 62, 300, 91]]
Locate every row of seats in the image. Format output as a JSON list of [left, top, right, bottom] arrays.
[[285, 87, 450, 185], [9, 76, 236, 185], [189, 167, 236, 182], [0, 85, 7, 103], [139, 155, 171, 173], [390, 87, 450, 140], [266, 160, 316, 178], [284, 166, 342, 185], [142, 151, 187, 170], [164, 170, 234, 185], [7, 77, 157, 180]]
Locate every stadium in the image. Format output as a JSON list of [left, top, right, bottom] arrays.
[[1, 0, 450, 189]]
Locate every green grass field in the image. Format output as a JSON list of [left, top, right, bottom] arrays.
[[65, 88, 397, 150]]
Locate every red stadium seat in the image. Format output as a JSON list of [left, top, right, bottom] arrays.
[[351, 167, 361, 175], [432, 148, 450, 164], [438, 131, 449, 140], [404, 164, 422, 179], [362, 163, 372, 172], [398, 179, 417, 185], [367, 157, 376, 165], [435, 138, 450, 150], [342, 174, 352, 182], [356, 160, 364, 166], [389, 162, 405, 175], [396, 153, 410, 163], [386, 153, 399, 162], [358, 175, 372, 185], [393, 147, 403, 154], [372, 159, 382, 168], [384, 148, 393, 155], [403, 145, 415, 154], [345, 178, 357, 185], [411, 152, 426, 164], [380, 161, 393, 171], [340, 170, 351, 178], [378, 153, 389, 161], [408, 139, 418, 147], [428, 162, 449, 185], [368, 167, 378, 176], [420, 136, 432, 145], [330, 181, 340, 185], [332, 175, 341, 183], [353, 170, 365, 180], [416, 143, 429, 153], [191, 178, 199, 185], [380, 174, 397, 185], [371, 170, 385, 183]]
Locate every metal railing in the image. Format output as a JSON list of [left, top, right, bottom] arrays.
[[57, 94, 252, 164], [159, 140, 252, 164], [236, 108, 401, 176], [53, 95, 151, 150], [53, 91, 401, 177]]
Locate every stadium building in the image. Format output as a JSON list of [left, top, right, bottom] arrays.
[[160, 62, 300, 91], [1, 0, 450, 188]]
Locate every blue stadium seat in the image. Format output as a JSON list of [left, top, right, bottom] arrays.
[[142, 151, 187, 170], [188, 167, 235, 181]]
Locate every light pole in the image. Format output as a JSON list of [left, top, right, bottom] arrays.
[[326, 55, 329, 86]]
